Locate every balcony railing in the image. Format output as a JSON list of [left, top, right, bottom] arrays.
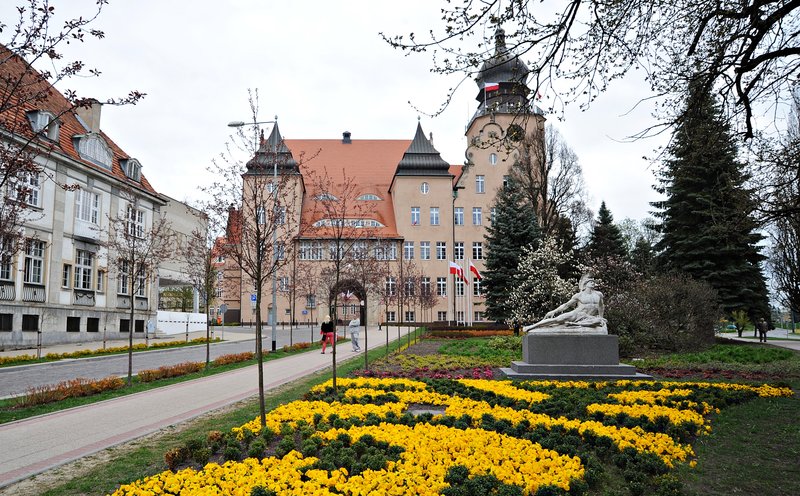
[[0, 281, 15, 301], [22, 283, 45, 302]]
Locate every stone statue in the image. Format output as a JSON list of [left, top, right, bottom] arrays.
[[524, 274, 607, 334]]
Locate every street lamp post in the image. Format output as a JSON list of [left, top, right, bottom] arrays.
[[228, 117, 279, 351]]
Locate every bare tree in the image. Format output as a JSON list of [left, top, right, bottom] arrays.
[[99, 192, 174, 386], [294, 258, 321, 342], [343, 241, 387, 368], [305, 169, 377, 390], [179, 226, 217, 367], [512, 124, 591, 240], [1, 1, 143, 257], [384, 0, 800, 139], [202, 91, 300, 427]]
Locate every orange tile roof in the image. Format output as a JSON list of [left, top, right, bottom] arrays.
[[285, 139, 412, 239], [0, 46, 160, 198]]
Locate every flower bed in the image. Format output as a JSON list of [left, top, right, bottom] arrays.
[[110, 378, 793, 496]]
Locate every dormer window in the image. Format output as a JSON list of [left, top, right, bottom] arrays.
[[76, 134, 113, 169], [314, 193, 339, 201], [120, 159, 142, 182], [26, 110, 60, 140], [357, 194, 381, 201]]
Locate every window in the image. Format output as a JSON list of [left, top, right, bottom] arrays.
[[87, 317, 99, 333], [436, 277, 447, 296], [215, 286, 223, 298], [277, 206, 286, 225], [476, 175, 485, 193], [310, 241, 324, 260], [456, 280, 465, 296], [62, 264, 72, 288], [328, 242, 343, 260], [472, 207, 482, 225], [24, 239, 45, 284], [358, 193, 381, 201], [385, 276, 396, 296], [386, 311, 396, 322], [266, 182, 276, 194], [74, 250, 94, 290], [279, 276, 290, 292], [421, 277, 431, 296], [403, 241, 414, 260], [0, 238, 12, 281], [454, 207, 464, 226], [76, 189, 100, 223], [306, 294, 316, 309], [404, 279, 415, 297], [404, 311, 415, 322], [420, 241, 430, 260], [13, 173, 41, 207], [78, 135, 113, 168], [118, 260, 130, 295], [503, 175, 510, 189], [436, 241, 446, 260], [430, 207, 440, 226], [120, 159, 142, 182], [135, 320, 145, 333], [97, 269, 105, 292], [66, 316, 80, 332], [299, 241, 311, 260], [457, 311, 465, 322], [454, 242, 464, 260], [472, 242, 484, 260], [375, 243, 397, 260], [411, 207, 420, 226], [28, 110, 60, 140], [473, 279, 483, 297], [352, 241, 368, 259], [491, 207, 497, 225], [437, 311, 447, 321], [256, 206, 266, 225], [22, 314, 38, 331], [0, 313, 12, 331], [314, 192, 338, 201], [474, 311, 484, 322], [420, 182, 429, 194], [120, 319, 130, 333], [275, 242, 285, 260], [489, 153, 498, 165], [126, 205, 144, 238]]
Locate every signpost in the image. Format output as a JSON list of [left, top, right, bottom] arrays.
[[219, 304, 228, 340]]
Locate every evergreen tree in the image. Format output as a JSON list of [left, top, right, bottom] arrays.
[[587, 202, 627, 259], [483, 179, 541, 321], [653, 77, 770, 319]]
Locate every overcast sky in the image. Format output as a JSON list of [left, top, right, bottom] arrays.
[[3, 0, 668, 223]]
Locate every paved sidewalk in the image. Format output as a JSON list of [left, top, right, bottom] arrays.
[[0, 325, 413, 489], [721, 329, 800, 352]]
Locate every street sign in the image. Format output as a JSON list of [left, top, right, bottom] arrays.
[[302, 310, 308, 315], [250, 294, 257, 302], [219, 304, 228, 314]]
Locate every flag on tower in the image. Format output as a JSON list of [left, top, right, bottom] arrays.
[[484, 82, 500, 92]]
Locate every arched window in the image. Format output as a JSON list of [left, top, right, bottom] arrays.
[[77, 134, 113, 169], [357, 194, 382, 201]]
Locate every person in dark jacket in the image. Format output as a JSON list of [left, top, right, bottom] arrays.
[[320, 315, 335, 353]]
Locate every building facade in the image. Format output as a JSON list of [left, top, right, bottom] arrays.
[[232, 28, 545, 327], [0, 48, 171, 348]]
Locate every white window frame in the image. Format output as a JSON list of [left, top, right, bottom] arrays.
[[420, 241, 431, 260], [23, 239, 45, 284], [76, 189, 100, 224], [454, 207, 464, 226], [472, 207, 482, 225], [476, 175, 485, 193], [403, 241, 414, 260], [74, 250, 93, 290], [411, 207, 420, 226], [430, 207, 440, 225], [454, 242, 464, 260], [0, 238, 12, 281], [436, 277, 447, 297], [13, 173, 41, 208], [436, 241, 446, 260], [472, 242, 484, 260], [126, 205, 144, 238], [420, 182, 429, 194], [385, 276, 396, 297]]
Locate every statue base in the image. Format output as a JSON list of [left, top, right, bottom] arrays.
[[500, 334, 651, 381]]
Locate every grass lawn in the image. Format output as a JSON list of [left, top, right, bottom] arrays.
[[10, 332, 799, 496]]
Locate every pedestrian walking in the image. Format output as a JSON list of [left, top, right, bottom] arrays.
[[348, 317, 361, 351], [757, 317, 769, 343], [320, 315, 335, 353]]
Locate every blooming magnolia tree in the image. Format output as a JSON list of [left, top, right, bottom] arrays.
[[507, 237, 576, 326]]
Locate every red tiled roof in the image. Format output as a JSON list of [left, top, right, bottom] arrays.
[[285, 139, 412, 239], [0, 46, 159, 198]]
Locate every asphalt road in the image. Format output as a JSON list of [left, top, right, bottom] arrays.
[[0, 324, 378, 398]]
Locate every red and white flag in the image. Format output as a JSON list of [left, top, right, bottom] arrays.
[[469, 261, 482, 281], [484, 82, 500, 92], [449, 261, 468, 284]]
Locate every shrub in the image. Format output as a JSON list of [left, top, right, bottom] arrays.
[[164, 446, 189, 471], [138, 362, 205, 382], [13, 376, 125, 408], [605, 274, 719, 355], [213, 352, 254, 366]]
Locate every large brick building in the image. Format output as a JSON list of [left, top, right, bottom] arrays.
[[229, 28, 545, 327]]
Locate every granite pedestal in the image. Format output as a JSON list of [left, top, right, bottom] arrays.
[[501, 333, 651, 380]]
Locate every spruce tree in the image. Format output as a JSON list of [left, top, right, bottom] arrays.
[[587, 202, 627, 259], [483, 178, 541, 321], [653, 77, 769, 319]]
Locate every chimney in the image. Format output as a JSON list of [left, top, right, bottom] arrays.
[[75, 98, 103, 133], [342, 131, 352, 144]]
